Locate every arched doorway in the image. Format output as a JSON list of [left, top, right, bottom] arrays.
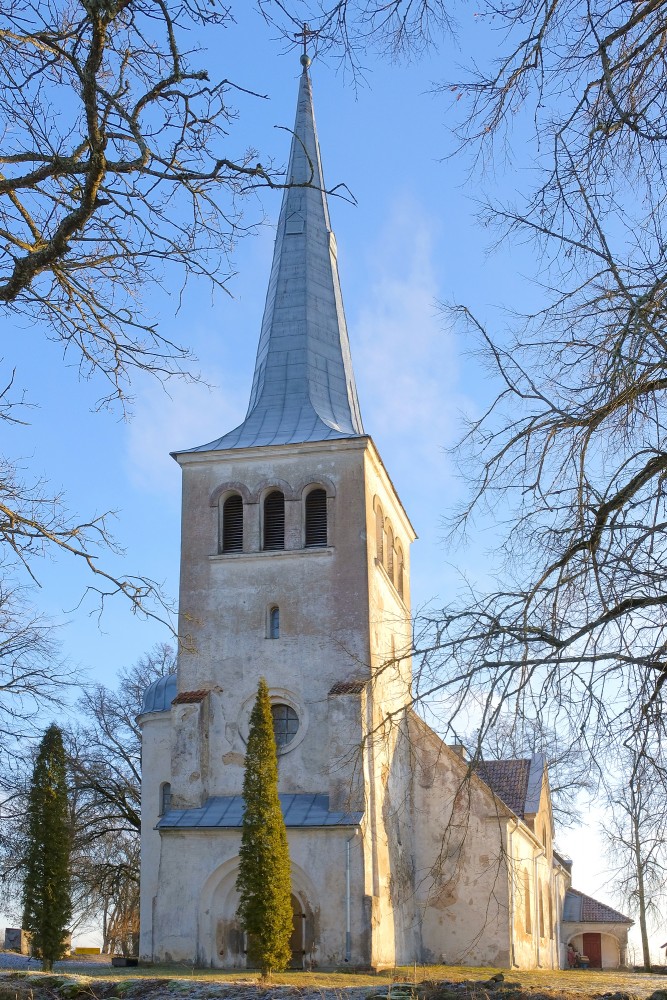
[[290, 894, 306, 968], [199, 859, 319, 968]]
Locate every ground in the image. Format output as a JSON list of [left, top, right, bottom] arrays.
[[1, 955, 667, 1000]]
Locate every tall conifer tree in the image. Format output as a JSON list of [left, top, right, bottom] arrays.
[[236, 678, 293, 977], [22, 724, 72, 970]]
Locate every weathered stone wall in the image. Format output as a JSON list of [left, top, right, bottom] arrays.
[[408, 719, 513, 968], [172, 438, 374, 809], [509, 775, 559, 970], [141, 435, 420, 968], [139, 711, 172, 961], [358, 442, 417, 968], [149, 827, 368, 967]]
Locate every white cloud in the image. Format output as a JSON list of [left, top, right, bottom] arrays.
[[353, 196, 466, 491], [125, 367, 248, 497]]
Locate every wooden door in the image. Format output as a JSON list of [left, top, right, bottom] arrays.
[[289, 895, 305, 969], [582, 932, 602, 968]]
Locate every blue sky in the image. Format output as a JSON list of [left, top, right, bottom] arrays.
[[3, 3, 656, 958]]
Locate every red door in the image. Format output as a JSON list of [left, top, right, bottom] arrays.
[[582, 933, 602, 968]]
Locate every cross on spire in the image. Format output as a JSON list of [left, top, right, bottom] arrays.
[[294, 22, 317, 63]]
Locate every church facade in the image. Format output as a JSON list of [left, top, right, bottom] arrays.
[[138, 57, 631, 971]]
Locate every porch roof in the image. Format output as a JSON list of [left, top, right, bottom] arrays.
[[157, 793, 363, 830], [562, 888, 633, 924]]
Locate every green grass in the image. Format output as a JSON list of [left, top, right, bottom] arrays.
[[3, 961, 667, 997]]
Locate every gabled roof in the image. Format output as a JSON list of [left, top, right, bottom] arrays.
[[476, 758, 531, 816], [476, 755, 545, 819], [180, 61, 364, 454], [157, 792, 362, 830], [562, 888, 633, 925]]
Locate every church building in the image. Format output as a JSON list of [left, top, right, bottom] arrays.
[[138, 54, 632, 971]]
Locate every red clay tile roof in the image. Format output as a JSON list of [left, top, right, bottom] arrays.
[[172, 690, 208, 704], [329, 680, 366, 695], [563, 888, 632, 924], [476, 758, 531, 817]]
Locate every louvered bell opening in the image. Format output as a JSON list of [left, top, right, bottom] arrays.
[[222, 494, 243, 552], [305, 488, 327, 547], [263, 491, 285, 550]]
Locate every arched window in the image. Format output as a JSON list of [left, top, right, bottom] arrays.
[[523, 870, 532, 933], [160, 782, 172, 816], [271, 703, 299, 748], [263, 491, 285, 550], [396, 544, 405, 600], [375, 505, 384, 562], [538, 878, 545, 937], [548, 890, 554, 939], [305, 488, 327, 547], [269, 606, 280, 639], [386, 524, 394, 579], [220, 493, 243, 552]]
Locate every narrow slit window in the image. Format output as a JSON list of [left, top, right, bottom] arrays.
[[263, 491, 285, 550], [305, 488, 327, 547], [375, 507, 384, 562], [269, 606, 280, 639], [386, 526, 394, 579], [397, 547, 405, 600], [160, 782, 172, 816], [221, 494, 243, 552], [523, 871, 532, 933]]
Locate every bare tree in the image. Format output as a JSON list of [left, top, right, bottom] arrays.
[[470, 714, 593, 828], [1, 370, 170, 744], [257, 0, 667, 752], [0, 0, 279, 402], [0, 579, 73, 754], [0, 0, 293, 732], [603, 738, 667, 971], [0, 643, 175, 943]]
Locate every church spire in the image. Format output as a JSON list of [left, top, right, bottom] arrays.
[[188, 57, 364, 452]]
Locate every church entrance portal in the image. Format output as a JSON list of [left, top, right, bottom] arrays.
[[289, 894, 306, 969], [582, 933, 602, 969], [241, 893, 310, 970]]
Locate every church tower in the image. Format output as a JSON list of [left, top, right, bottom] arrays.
[[139, 55, 418, 969]]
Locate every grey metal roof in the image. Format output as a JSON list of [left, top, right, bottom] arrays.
[[157, 793, 363, 829], [181, 65, 364, 453], [140, 674, 177, 714]]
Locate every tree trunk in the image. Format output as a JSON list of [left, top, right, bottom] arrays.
[[633, 810, 652, 970]]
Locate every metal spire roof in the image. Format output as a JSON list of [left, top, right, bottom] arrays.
[[185, 60, 364, 453]]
